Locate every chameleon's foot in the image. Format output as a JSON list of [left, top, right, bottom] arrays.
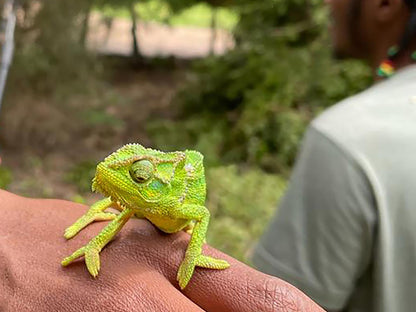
[[62, 207, 134, 277], [177, 254, 230, 289], [61, 243, 102, 277], [64, 212, 117, 240]]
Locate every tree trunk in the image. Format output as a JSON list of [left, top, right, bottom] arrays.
[[209, 7, 218, 56], [80, 0, 92, 47], [130, 2, 141, 60]]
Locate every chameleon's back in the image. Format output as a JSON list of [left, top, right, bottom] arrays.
[[183, 150, 206, 206]]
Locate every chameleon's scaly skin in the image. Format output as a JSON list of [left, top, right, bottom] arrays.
[[61, 144, 230, 289]]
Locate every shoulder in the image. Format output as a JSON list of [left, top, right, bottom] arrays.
[[311, 71, 416, 156]]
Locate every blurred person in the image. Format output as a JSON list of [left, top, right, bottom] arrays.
[[0, 190, 324, 312], [252, 0, 416, 311]]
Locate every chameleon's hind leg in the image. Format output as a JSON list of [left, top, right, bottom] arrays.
[[64, 197, 117, 239], [62, 207, 134, 277]]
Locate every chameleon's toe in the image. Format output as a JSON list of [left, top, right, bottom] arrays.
[[64, 225, 82, 240], [196, 255, 230, 270], [85, 248, 101, 277], [64, 212, 117, 240], [177, 255, 230, 289], [61, 246, 87, 266], [177, 257, 196, 289], [61, 244, 102, 278]]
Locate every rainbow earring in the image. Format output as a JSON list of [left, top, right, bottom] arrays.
[[377, 46, 416, 78], [377, 59, 395, 78], [377, 46, 399, 78]]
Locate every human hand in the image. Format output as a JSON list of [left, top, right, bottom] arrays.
[[0, 190, 324, 312]]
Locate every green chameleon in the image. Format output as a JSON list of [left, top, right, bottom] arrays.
[[61, 144, 230, 289]]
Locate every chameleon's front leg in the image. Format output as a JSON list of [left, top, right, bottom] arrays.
[[175, 205, 230, 289], [62, 208, 134, 277], [64, 197, 117, 239]]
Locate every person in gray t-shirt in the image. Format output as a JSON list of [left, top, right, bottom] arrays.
[[252, 0, 416, 311]]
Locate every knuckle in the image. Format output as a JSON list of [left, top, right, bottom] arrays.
[[245, 275, 303, 312]]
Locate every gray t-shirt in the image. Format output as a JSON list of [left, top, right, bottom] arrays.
[[252, 65, 416, 311]]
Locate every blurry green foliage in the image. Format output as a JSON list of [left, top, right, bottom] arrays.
[[0, 166, 12, 189], [80, 108, 125, 127], [150, 0, 372, 172], [147, 115, 227, 166], [1, 1, 133, 151], [66, 161, 97, 193], [71, 194, 88, 204], [9, 0, 99, 95], [17, 177, 54, 198], [206, 165, 286, 262]]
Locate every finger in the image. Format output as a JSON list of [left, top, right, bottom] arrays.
[[96, 266, 205, 312], [180, 245, 325, 312]]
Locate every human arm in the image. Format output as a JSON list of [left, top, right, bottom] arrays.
[[0, 190, 324, 312]]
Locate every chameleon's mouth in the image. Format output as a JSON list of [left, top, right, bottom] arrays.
[[92, 162, 132, 207], [91, 163, 107, 194]]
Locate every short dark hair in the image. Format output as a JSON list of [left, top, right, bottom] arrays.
[[404, 0, 416, 9], [399, 0, 416, 55]]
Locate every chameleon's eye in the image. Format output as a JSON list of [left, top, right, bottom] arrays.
[[129, 160, 154, 183]]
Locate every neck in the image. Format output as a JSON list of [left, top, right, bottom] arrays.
[[370, 10, 416, 80], [370, 44, 416, 81]]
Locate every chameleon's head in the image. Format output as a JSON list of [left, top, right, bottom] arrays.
[[92, 144, 187, 209]]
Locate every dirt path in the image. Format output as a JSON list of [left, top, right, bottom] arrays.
[[87, 13, 234, 58]]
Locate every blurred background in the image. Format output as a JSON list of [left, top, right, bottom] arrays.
[[0, 0, 372, 263]]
